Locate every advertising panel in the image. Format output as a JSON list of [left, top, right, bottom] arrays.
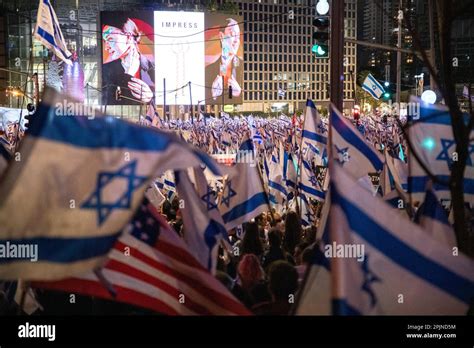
[[101, 11, 243, 106]]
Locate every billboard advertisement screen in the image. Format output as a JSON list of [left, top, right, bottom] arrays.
[[100, 11, 155, 105], [204, 13, 244, 105], [101, 11, 243, 106]]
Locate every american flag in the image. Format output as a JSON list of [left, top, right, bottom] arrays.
[[33, 199, 250, 315]]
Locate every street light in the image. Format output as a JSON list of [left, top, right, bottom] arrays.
[[316, 0, 329, 15], [421, 89, 437, 104]]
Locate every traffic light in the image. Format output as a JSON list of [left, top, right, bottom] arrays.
[[228, 85, 233, 99], [312, 15, 329, 58], [311, 0, 330, 58], [383, 91, 391, 100]]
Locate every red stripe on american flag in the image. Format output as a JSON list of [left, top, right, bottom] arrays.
[[114, 240, 251, 315], [106, 259, 214, 315], [33, 278, 180, 315]]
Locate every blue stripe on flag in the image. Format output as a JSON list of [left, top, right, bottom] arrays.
[[302, 130, 327, 145], [409, 176, 474, 194], [269, 180, 287, 195], [299, 182, 325, 199], [28, 104, 222, 174], [36, 27, 70, 62], [332, 111, 384, 171], [421, 190, 449, 222], [331, 186, 474, 304], [332, 299, 362, 315], [164, 179, 175, 188], [222, 192, 268, 223]]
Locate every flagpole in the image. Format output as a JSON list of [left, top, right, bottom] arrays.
[[163, 78, 167, 121], [295, 110, 306, 219]]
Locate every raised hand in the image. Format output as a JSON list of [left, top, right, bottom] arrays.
[[212, 75, 223, 100], [128, 77, 153, 103]]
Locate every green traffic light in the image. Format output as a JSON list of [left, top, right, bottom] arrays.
[[383, 92, 391, 99], [312, 44, 327, 57]]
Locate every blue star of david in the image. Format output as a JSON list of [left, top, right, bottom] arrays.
[[317, 121, 327, 134], [201, 186, 218, 211], [82, 160, 148, 226], [436, 138, 456, 169], [221, 180, 237, 208], [361, 254, 381, 308], [309, 175, 318, 187], [335, 145, 350, 166]]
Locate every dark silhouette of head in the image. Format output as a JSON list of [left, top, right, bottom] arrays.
[[268, 260, 298, 302]]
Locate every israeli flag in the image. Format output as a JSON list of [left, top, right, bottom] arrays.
[[330, 105, 384, 179], [283, 150, 297, 191], [328, 164, 473, 314], [266, 154, 287, 204], [34, 0, 73, 65], [219, 138, 269, 230], [302, 100, 327, 164], [295, 193, 332, 315], [299, 159, 325, 202], [0, 90, 223, 281], [175, 169, 228, 274], [362, 73, 385, 100], [415, 187, 457, 249], [408, 97, 474, 203]]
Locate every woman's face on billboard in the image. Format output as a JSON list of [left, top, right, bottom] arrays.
[[103, 26, 130, 62]]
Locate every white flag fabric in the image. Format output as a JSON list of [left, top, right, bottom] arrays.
[[330, 104, 384, 179], [296, 163, 474, 315], [0, 89, 225, 281], [175, 169, 228, 273], [302, 99, 327, 163], [362, 73, 385, 100], [407, 97, 474, 204], [219, 138, 269, 230], [34, 0, 73, 65], [295, 193, 332, 315], [415, 187, 457, 249]]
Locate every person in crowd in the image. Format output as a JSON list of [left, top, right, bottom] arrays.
[[283, 211, 302, 261], [296, 246, 314, 284], [253, 260, 299, 315], [294, 241, 310, 266], [262, 228, 286, 271], [237, 254, 264, 293], [240, 221, 264, 260]]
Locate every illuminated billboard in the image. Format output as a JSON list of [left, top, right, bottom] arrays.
[[204, 13, 243, 105], [100, 11, 243, 106], [100, 11, 155, 105]]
